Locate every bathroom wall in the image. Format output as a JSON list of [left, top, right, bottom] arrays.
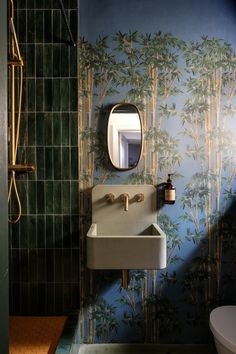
[[79, 0, 236, 344], [9, 0, 79, 315]]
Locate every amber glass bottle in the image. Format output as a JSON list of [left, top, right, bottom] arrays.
[[164, 174, 176, 204]]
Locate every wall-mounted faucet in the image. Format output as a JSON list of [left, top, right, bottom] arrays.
[[120, 193, 130, 211]]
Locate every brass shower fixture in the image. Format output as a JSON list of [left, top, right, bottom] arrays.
[[8, 0, 35, 223]]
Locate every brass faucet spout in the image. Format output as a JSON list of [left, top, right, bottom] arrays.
[[120, 193, 130, 211]]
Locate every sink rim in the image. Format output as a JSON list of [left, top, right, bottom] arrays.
[[87, 222, 166, 239]]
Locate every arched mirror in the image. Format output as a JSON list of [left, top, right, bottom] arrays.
[[107, 103, 142, 170]]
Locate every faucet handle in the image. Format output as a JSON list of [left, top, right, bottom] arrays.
[[105, 193, 115, 203], [134, 193, 144, 202]]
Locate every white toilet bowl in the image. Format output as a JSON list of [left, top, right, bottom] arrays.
[[210, 306, 236, 354]]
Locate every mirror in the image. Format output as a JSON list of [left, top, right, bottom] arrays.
[[107, 103, 142, 170]]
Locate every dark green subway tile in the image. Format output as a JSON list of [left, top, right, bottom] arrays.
[[27, 10, 35, 43], [70, 78, 77, 111], [61, 113, 69, 145], [18, 10, 27, 43], [29, 249, 37, 282], [17, 180, 28, 215], [45, 181, 53, 213], [35, 0, 43, 8], [20, 249, 29, 282], [54, 215, 63, 248], [36, 10, 44, 43], [46, 250, 55, 283], [37, 216, 46, 248], [18, 112, 27, 146], [62, 148, 70, 180], [70, 147, 78, 179], [71, 249, 80, 282], [61, 46, 69, 77], [70, 181, 78, 214], [60, 79, 69, 111], [27, 79, 36, 111], [71, 284, 80, 310], [53, 45, 61, 77], [28, 181, 37, 214], [53, 147, 62, 180], [21, 78, 27, 111], [11, 283, 21, 314], [26, 146, 36, 180], [62, 249, 71, 283], [52, 0, 60, 9], [70, 45, 77, 77], [36, 147, 45, 180], [44, 45, 53, 76], [69, 10, 77, 43], [46, 215, 54, 247], [45, 147, 53, 179], [54, 285, 63, 314], [61, 10, 70, 44], [27, 0, 35, 8], [28, 215, 37, 248], [53, 181, 62, 213], [45, 113, 53, 145], [44, 10, 52, 42], [11, 222, 20, 249], [36, 79, 44, 111], [16, 0, 27, 9], [55, 250, 63, 282], [46, 283, 55, 314], [70, 0, 78, 10], [63, 284, 72, 313], [11, 250, 20, 282], [63, 216, 71, 248], [62, 181, 70, 214], [37, 181, 45, 214], [36, 114, 45, 145], [20, 216, 29, 248], [38, 284, 46, 315], [70, 113, 77, 146], [20, 283, 30, 314], [52, 79, 61, 111], [16, 147, 26, 166], [44, 79, 53, 111], [26, 45, 35, 77], [44, 0, 52, 9], [29, 283, 39, 314], [37, 249, 46, 282], [28, 113, 36, 145], [53, 113, 61, 145], [36, 45, 44, 77], [71, 215, 79, 248], [53, 10, 61, 43]]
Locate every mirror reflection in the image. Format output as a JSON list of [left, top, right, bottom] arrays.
[[107, 103, 142, 170]]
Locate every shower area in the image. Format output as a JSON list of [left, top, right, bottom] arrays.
[[8, 0, 79, 352]]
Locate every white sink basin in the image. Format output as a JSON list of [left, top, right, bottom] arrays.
[[87, 223, 166, 270]]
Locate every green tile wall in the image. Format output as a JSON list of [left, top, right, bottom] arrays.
[[9, 0, 79, 315]]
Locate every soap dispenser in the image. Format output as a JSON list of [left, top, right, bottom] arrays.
[[164, 174, 175, 204]]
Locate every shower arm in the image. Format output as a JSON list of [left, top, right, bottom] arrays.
[[58, 0, 76, 47]]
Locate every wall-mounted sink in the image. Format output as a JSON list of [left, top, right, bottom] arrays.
[[86, 184, 167, 270], [87, 222, 166, 269]]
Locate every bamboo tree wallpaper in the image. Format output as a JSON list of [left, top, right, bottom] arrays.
[[79, 0, 236, 344]]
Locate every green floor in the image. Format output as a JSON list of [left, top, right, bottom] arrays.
[[79, 344, 217, 354]]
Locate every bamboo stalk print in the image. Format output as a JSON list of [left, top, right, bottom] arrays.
[[78, 33, 236, 344]]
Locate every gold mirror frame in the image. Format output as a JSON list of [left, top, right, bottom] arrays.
[[107, 103, 143, 171]]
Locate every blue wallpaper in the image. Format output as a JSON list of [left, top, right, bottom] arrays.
[[79, 0, 236, 344]]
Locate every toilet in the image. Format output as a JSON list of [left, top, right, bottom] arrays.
[[210, 306, 236, 354]]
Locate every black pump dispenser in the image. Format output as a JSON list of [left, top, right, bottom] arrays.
[[164, 174, 176, 204]]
